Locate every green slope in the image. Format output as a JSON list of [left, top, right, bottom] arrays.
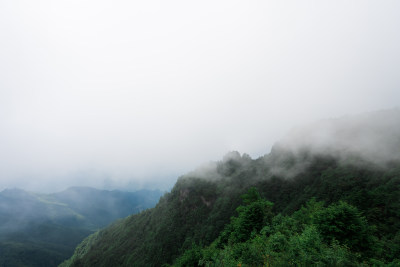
[[61, 153, 400, 266], [61, 110, 400, 266]]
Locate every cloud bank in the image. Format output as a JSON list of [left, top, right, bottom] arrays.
[[0, 1, 400, 192]]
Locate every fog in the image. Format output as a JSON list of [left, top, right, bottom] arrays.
[[277, 110, 400, 162], [1, 1, 400, 192]]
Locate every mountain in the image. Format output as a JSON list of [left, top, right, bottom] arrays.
[[51, 187, 163, 228], [0, 187, 163, 267], [61, 109, 400, 266]]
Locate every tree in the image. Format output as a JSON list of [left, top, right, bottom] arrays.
[[314, 201, 374, 253], [224, 188, 274, 244]]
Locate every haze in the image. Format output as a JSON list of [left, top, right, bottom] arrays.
[[1, 1, 400, 192]]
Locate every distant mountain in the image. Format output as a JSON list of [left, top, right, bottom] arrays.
[[51, 187, 163, 229], [0, 187, 163, 267], [61, 110, 400, 266]]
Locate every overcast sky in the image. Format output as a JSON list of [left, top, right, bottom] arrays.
[[1, 0, 400, 192]]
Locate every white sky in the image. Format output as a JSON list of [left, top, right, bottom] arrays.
[[1, 0, 400, 192]]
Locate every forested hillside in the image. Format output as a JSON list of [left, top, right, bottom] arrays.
[[62, 110, 400, 266], [0, 187, 162, 267]]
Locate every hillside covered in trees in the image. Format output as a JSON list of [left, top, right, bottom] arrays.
[[62, 110, 400, 266]]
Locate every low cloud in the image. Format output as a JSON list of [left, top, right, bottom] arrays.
[[1, 1, 400, 192], [272, 109, 400, 169]]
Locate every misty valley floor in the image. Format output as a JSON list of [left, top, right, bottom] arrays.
[[0, 187, 162, 267]]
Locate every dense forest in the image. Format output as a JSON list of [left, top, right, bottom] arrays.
[[61, 152, 400, 266], [60, 110, 400, 267]]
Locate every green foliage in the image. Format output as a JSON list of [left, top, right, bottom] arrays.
[[313, 201, 374, 253], [173, 243, 203, 267], [173, 197, 397, 266], [222, 188, 273, 244], [63, 151, 400, 267]]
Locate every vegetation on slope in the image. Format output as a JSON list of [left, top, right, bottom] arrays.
[[62, 110, 400, 266], [62, 152, 400, 266], [174, 190, 400, 266]]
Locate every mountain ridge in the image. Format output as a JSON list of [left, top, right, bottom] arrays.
[[61, 109, 400, 266]]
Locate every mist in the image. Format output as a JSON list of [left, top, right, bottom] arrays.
[[1, 1, 400, 192], [277, 110, 400, 163]]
